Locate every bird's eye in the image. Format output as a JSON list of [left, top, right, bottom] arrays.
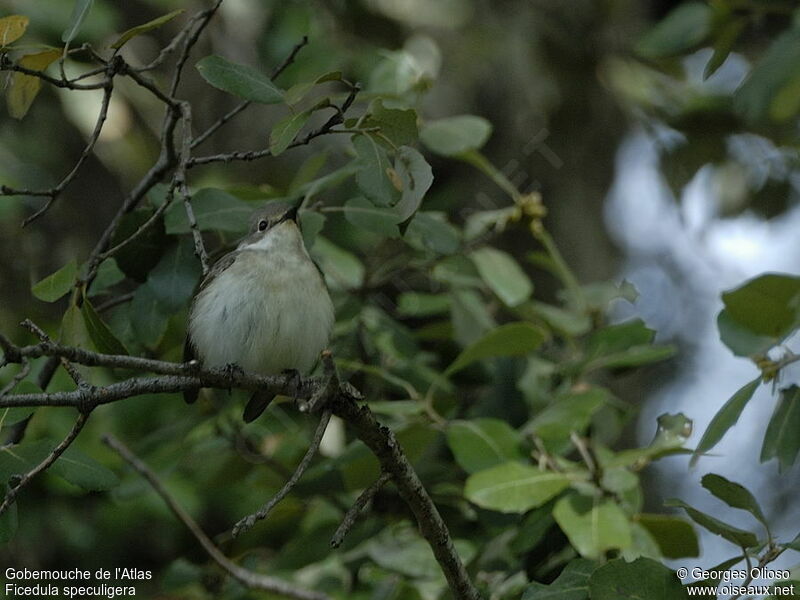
[[258, 220, 268, 231]]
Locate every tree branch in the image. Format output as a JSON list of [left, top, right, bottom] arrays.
[[102, 434, 330, 600], [232, 410, 331, 538], [330, 472, 391, 548]]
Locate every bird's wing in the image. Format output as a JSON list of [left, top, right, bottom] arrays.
[[183, 250, 241, 404]]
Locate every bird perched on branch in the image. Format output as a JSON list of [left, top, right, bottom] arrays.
[[184, 202, 334, 421]]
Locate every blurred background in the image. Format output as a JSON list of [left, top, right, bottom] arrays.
[[1, 0, 799, 592]]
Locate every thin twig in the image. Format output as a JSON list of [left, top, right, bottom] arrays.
[[0, 413, 89, 517], [330, 472, 391, 548], [94, 292, 135, 313], [0, 360, 31, 398], [232, 410, 331, 538], [102, 434, 330, 600]]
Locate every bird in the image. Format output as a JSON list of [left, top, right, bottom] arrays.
[[183, 201, 335, 421]]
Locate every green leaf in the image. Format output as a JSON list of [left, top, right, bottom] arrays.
[[530, 389, 608, 444], [110, 207, 168, 282], [635, 2, 712, 59], [270, 110, 311, 156], [195, 55, 284, 104], [0, 15, 29, 47], [554, 495, 633, 559], [717, 310, 777, 357], [447, 419, 525, 474], [146, 239, 201, 313], [60, 303, 94, 353], [299, 210, 325, 249], [393, 146, 433, 223], [283, 71, 342, 105], [404, 211, 460, 254], [734, 29, 800, 123], [446, 322, 547, 375], [129, 284, 169, 348], [363, 100, 418, 147], [465, 462, 570, 513], [164, 188, 252, 234], [81, 297, 129, 355], [665, 498, 759, 548], [450, 288, 496, 346], [760, 385, 800, 470], [522, 558, 596, 600], [470, 247, 533, 307], [352, 134, 399, 207], [7, 49, 62, 120], [397, 292, 450, 317], [585, 319, 675, 369], [0, 383, 38, 427], [88, 258, 125, 297], [527, 301, 592, 337], [420, 115, 492, 156], [51, 446, 119, 491], [62, 0, 94, 43], [704, 17, 746, 80], [636, 514, 699, 559], [720, 273, 800, 342], [691, 378, 760, 466], [343, 197, 400, 238], [701, 473, 768, 527], [110, 9, 184, 49], [0, 441, 53, 482], [589, 557, 688, 600], [32, 259, 77, 302], [311, 237, 365, 291]]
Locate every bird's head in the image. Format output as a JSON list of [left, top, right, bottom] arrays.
[[238, 202, 301, 251]]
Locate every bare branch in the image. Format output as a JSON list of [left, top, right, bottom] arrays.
[[0, 413, 89, 518], [188, 82, 361, 168], [330, 472, 391, 548], [102, 434, 330, 600], [232, 410, 331, 538], [168, 0, 224, 98]]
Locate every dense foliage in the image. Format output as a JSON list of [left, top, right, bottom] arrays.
[[1, 1, 799, 599]]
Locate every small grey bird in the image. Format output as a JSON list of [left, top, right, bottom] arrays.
[[184, 202, 334, 421]]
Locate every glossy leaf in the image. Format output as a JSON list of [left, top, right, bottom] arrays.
[[196, 55, 284, 104], [522, 558, 596, 600], [270, 110, 311, 156], [7, 49, 62, 119], [470, 247, 533, 307], [635, 2, 712, 59], [32, 259, 77, 302], [718, 273, 800, 355], [636, 514, 699, 559], [129, 284, 169, 348], [446, 322, 547, 375], [589, 558, 688, 600], [62, 0, 94, 43], [701, 473, 767, 527], [393, 146, 433, 222], [51, 446, 119, 491], [343, 197, 400, 238], [352, 134, 398, 207], [146, 239, 201, 313], [404, 211, 460, 254], [735, 29, 800, 123], [447, 419, 525, 474], [81, 297, 129, 355], [111, 9, 184, 49], [363, 100, 418, 147], [110, 208, 168, 282], [465, 462, 570, 513], [397, 292, 450, 317], [691, 377, 760, 466], [760, 385, 800, 470], [554, 495, 632, 559], [665, 498, 758, 548], [164, 188, 252, 234], [0, 15, 29, 47], [420, 115, 492, 156]]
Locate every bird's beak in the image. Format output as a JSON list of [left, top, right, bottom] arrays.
[[283, 204, 299, 223]]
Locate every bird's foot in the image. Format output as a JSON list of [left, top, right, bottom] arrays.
[[224, 362, 245, 379], [282, 369, 302, 403]]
